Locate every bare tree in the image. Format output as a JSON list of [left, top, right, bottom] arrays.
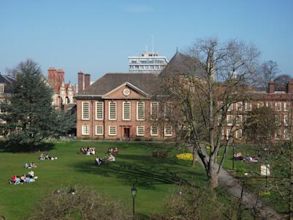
[[254, 60, 279, 89], [160, 38, 259, 189]]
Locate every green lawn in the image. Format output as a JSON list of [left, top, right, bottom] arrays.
[[0, 141, 207, 219]]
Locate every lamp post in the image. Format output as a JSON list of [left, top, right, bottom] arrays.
[[232, 144, 235, 170], [131, 184, 137, 218]]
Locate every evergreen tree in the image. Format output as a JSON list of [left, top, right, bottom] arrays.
[[0, 60, 72, 148]]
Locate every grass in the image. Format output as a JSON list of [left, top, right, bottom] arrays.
[[220, 143, 290, 214], [0, 141, 207, 220]]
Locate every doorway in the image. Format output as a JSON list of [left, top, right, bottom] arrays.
[[124, 128, 130, 139]]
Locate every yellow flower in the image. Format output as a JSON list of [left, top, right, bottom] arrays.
[[176, 153, 195, 161]]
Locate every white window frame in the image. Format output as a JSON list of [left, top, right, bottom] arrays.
[[150, 126, 158, 136], [150, 102, 159, 120], [123, 101, 131, 121], [95, 125, 103, 135], [235, 129, 242, 139], [284, 102, 289, 111], [227, 115, 234, 126], [136, 101, 145, 121], [109, 101, 117, 120], [81, 125, 90, 135], [284, 114, 289, 126], [226, 128, 231, 140], [81, 101, 90, 120], [108, 126, 117, 136], [236, 115, 242, 125], [236, 102, 243, 111], [136, 126, 145, 136], [95, 101, 104, 120], [227, 104, 233, 112], [244, 102, 252, 111], [221, 129, 225, 140], [284, 128, 290, 140], [257, 102, 264, 108], [275, 102, 282, 111], [164, 125, 172, 137]]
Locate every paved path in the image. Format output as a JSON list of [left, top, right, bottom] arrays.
[[217, 164, 284, 219]]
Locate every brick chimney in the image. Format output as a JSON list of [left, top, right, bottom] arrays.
[[56, 69, 65, 91], [268, 81, 275, 93], [84, 74, 91, 90], [78, 72, 84, 93], [48, 67, 56, 87], [288, 79, 293, 93]]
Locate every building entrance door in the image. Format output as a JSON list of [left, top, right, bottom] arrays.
[[124, 128, 130, 139]]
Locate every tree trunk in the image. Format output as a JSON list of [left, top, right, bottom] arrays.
[[192, 146, 197, 167], [208, 162, 219, 189]]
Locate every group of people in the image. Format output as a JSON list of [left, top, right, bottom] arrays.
[[9, 170, 38, 184], [80, 147, 96, 155], [95, 147, 119, 166], [233, 152, 258, 163], [107, 147, 119, 156], [39, 152, 58, 160]]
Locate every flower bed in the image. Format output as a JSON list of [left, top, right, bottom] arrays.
[[176, 153, 194, 161]]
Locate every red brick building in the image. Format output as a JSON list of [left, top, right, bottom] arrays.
[[74, 53, 196, 140], [222, 79, 293, 142], [75, 52, 293, 141]]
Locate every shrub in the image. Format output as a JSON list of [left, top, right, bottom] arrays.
[[29, 186, 129, 220], [161, 185, 238, 220]]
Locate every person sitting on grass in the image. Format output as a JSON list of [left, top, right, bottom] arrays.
[[95, 157, 104, 166], [108, 147, 119, 156], [106, 153, 115, 162]]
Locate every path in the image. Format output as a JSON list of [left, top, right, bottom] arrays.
[[217, 164, 284, 219]]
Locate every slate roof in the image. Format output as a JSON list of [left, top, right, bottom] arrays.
[[159, 52, 203, 77], [77, 73, 160, 97], [76, 52, 203, 98], [0, 74, 16, 93]]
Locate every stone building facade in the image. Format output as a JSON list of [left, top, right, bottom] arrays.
[[47, 68, 76, 110]]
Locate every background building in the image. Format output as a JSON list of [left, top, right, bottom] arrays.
[[47, 68, 76, 110], [128, 51, 168, 73], [0, 74, 16, 137]]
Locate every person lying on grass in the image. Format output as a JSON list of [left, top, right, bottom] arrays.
[[9, 171, 38, 184], [24, 162, 37, 169], [95, 153, 116, 166], [39, 153, 58, 160]]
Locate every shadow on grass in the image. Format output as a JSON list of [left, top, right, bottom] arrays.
[[0, 140, 54, 153], [72, 154, 206, 189]]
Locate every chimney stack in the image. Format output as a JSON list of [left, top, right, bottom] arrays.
[[268, 81, 275, 93], [288, 79, 293, 93], [78, 72, 84, 93], [84, 74, 91, 90]]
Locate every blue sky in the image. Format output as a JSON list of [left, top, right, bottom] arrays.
[[0, 0, 292, 83]]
